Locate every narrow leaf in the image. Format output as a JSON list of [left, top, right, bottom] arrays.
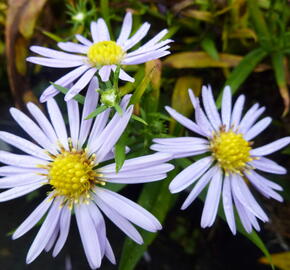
[[217, 47, 268, 106], [50, 82, 85, 104], [85, 105, 107, 120], [131, 115, 148, 126], [271, 52, 289, 116], [114, 131, 127, 173], [201, 37, 219, 60]]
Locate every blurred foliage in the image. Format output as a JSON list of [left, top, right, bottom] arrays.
[[1, 0, 290, 269], [260, 251, 290, 270]]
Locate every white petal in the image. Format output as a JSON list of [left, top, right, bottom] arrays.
[[122, 49, 170, 65], [47, 99, 69, 150], [240, 106, 265, 134], [13, 196, 53, 239], [0, 173, 46, 188], [0, 151, 46, 168], [57, 42, 88, 54], [181, 166, 217, 210], [238, 103, 259, 131], [222, 175, 236, 234], [0, 166, 44, 176], [125, 39, 172, 58], [200, 167, 222, 228], [233, 194, 253, 233], [94, 188, 161, 232], [75, 203, 102, 269], [78, 77, 99, 147], [244, 117, 272, 141], [26, 102, 58, 146], [250, 137, 290, 156], [67, 99, 80, 148], [99, 65, 112, 82], [53, 206, 71, 257], [40, 65, 90, 102], [96, 197, 143, 244], [45, 224, 59, 252], [90, 21, 99, 43], [30, 45, 86, 60], [105, 174, 167, 184], [194, 101, 214, 137], [150, 143, 209, 153], [250, 157, 286, 174], [117, 12, 133, 45], [75, 34, 93, 46], [95, 106, 133, 163], [232, 175, 268, 222], [0, 131, 49, 160], [0, 182, 44, 202], [26, 57, 83, 68], [26, 200, 62, 264], [245, 171, 283, 202], [221, 86, 232, 130], [123, 22, 151, 51], [153, 137, 208, 145], [10, 108, 57, 153], [87, 202, 106, 257], [87, 109, 111, 147], [201, 85, 221, 130], [99, 153, 172, 173], [231, 94, 245, 129], [169, 156, 213, 193], [119, 68, 134, 82], [97, 18, 110, 41], [165, 106, 206, 136], [105, 239, 116, 264], [65, 68, 97, 101], [103, 163, 173, 179]]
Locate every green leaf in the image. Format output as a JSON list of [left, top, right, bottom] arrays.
[[42, 30, 63, 42], [50, 82, 85, 104], [247, 0, 270, 48], [114, 131, 128, 173], [131, 115, 148, 126], [271, 52, 289, 115], [217, 47, 268, 106], [100, 0, 112, 35], [201, 37, 219, 60], [130, 66, 155, 105], [119, 170, 177, 270], [85, 105, 107, 120]]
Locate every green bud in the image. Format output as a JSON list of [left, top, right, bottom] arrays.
[[100, 89, 118, 107]]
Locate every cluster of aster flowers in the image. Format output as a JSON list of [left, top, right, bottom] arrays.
[[0, 11, 289, 270]]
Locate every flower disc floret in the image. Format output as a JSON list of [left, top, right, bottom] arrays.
[[49, 150, 103, 201], [210, 130, 252, 173], [87, 41, 124, 66]]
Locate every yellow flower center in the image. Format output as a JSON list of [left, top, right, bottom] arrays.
[[87, 41, 124, 66], [48, 150, 104, 203], [210, 131, 252, 174]]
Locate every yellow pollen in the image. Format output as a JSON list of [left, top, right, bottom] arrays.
[[210, 130, 253, 174], [87, 41, 124, 66], [48, 150, 104, 202]]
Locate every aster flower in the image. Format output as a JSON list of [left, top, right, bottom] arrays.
[[27, 12, 172, 102], [0, 78, 173, 269], [151, 85, 290, 234]]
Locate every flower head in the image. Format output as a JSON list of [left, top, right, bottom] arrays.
[[27, 12, 172, 102], [0, 78, 173, 268], [151, 85, 290, 234]]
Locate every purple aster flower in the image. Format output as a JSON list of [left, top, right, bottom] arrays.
[[0, 78, 173, 269], [151, 85, 290, 234], [27, 12, 172, 102]]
